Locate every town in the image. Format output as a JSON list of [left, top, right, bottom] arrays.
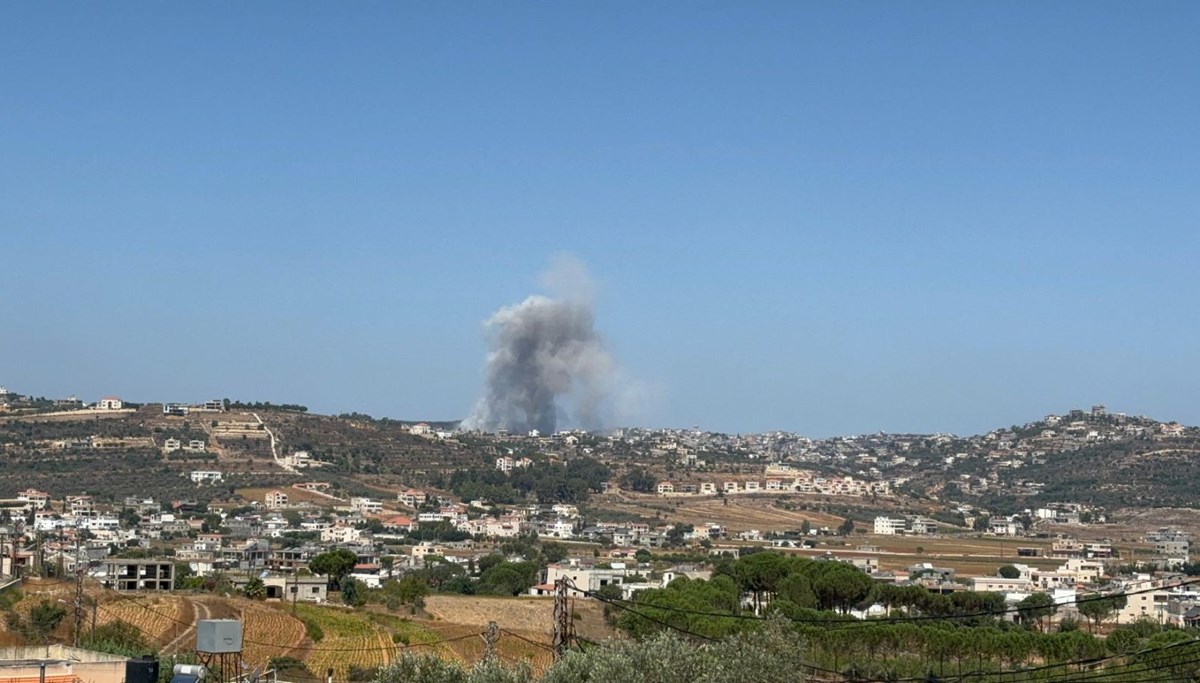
[[3, 386, 1200, 683]]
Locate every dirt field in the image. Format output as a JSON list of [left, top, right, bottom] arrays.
[[424, 594, 613, 642], [595, 494, 851, 532], [235, 486, 343, 507]]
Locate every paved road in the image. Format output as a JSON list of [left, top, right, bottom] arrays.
[[254, 412, 295, 473]]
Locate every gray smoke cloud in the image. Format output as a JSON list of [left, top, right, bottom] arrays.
[[462, 255, 619, 434]]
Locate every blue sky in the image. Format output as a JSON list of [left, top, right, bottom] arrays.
[[2, 3, 1197, 436]]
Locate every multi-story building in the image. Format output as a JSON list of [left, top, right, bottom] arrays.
[[103, 559, 175, 591], [874, 517, 907, 535]]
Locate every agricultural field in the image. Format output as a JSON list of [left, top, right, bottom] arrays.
[[94, 595, 194, 648], [2, 584, 522, 678], [423, 594, 612, 643], [290, 603, 399, 677], [239, 601, 309, 667], [594, 494, 864, 533]]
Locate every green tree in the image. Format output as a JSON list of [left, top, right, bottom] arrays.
[[81, 619, 148, 653], [1077, 592, 1127, 632], [19, 600, 68, 642], [546, 620, 813, 683], [118, 507, 142, 529], [341, 577, 368, 607], [540, 541, 569, 564], [382, 576, 429, 611], [807, 561, 874, 614], [243, 577, 266, 600], [665, 524, 693, 548], [1017, 592, 1056, 632], [620, 468, 657, 494], [731, 552, 790, 612], [478, 561, 539, 596], [309, 548, 359, 589], [201, 513, 225, 534], [1105, 628, 1142, 655], [998, 565, 1020, 579]]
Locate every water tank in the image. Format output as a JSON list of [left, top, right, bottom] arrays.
[[196, 619, 243, 653], [126, 657, 160, 683], [170, 664, 207, 683]]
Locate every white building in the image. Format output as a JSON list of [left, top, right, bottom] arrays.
[[97, 396, 124, 410], [17, 489, 50, 510], [874, 517, 907, 535], [351, 497, 384, 515], [189, 471, 224, 484], [397, 489, 427, 507], [544, 561, 632, 594]]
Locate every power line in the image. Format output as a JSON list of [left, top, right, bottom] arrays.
[[91, 582, 484, 654], [1022, 644, 1200, 683], [497, 628, 555, 652]]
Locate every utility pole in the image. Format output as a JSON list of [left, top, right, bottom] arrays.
[[72, 534, 85, 646], [481, 621, 498, 665], [551, 577, 571, 660]]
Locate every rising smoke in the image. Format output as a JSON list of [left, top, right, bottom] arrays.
[[462, 255, 621, 434]]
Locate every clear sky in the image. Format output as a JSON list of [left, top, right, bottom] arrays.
[[2, 3, 1197, 437]]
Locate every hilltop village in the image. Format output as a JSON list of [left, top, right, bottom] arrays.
[[4, 387, 1200, 683]]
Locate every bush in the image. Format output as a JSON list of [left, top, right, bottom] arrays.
[[300, 617, 324, 643]]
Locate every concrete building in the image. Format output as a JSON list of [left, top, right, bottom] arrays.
[[969, 576, 1031, 593], [190, 471, 224, 484], [229, 573, 328, 603], [544, 560, 631, 594], [874, 517, 907, 535], [16, 489, 49, 510], [0, 646, 130, 683], [102, 559, 175, 591]]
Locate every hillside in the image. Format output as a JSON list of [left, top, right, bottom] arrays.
[[2, 396, 1199, 516], [1, 579, 575, 679], [0, 406, 489, 501]]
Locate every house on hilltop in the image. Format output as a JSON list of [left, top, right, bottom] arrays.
[[97, 396, 123, 410]]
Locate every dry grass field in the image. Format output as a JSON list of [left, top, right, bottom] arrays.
[[423, 594, 613, 642], [596, 494, 851, 532]]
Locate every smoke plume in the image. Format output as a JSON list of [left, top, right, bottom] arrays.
[[463, 255, 619, 434]]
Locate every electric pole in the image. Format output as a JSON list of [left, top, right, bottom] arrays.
[[482, 621, 498, 664], [551, 577, 571, 660], [72, 534, 85, 646]]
